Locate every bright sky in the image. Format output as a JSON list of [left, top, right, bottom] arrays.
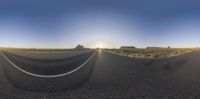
[[0, 0, 200, 48]]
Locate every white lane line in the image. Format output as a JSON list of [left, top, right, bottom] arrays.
[[0, 51, 96, 78]]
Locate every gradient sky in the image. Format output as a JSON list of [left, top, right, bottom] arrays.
[[0, 0, 200, 48]]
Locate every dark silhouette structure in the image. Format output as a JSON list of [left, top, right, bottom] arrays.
[[120, 46, 136, 50], [75, 45, 84, 49]]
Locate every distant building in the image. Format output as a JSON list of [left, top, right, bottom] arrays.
[[75, 44, 84, 49], [120, 46, 136, 50]]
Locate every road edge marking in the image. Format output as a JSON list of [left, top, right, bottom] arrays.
[[0, 51, 96, 78]]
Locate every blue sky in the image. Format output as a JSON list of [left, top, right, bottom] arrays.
[[0, 0, 200, 48]]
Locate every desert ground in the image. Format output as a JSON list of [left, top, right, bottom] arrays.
[[0, 48, 200, 98]]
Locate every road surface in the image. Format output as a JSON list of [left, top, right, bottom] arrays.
[[2, 51, 94, 75], [0, 50, 200, 98]]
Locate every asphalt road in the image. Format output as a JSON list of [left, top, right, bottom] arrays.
[[0, 50, 200, 98], [2, 51, 94, 75], [8, 50, 92, 59]]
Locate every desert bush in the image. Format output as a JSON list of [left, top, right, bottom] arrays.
[[105, 48, 198, 59]]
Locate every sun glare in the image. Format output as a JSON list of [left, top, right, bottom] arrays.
[[85, 40, 115, 49], [96, 43, 104, 48]]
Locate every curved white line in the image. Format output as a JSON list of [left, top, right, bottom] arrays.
[[0, 51, 96, 78]]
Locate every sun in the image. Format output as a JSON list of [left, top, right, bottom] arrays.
[[96, 43, 104, 48], [85, 40, 115, 49]]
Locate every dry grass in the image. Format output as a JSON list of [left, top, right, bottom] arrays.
[[105, 48, 200, 59]]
